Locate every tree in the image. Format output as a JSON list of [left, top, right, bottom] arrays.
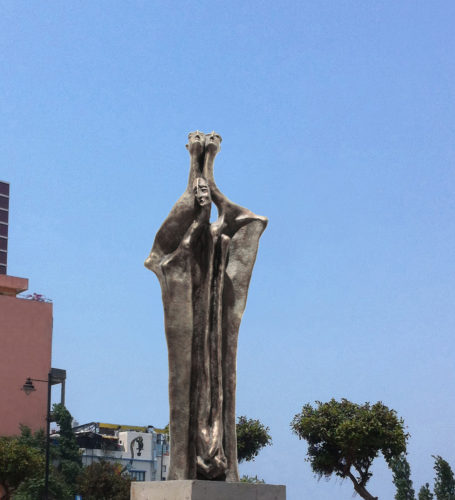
[[390, 453, 415, 500], [12, 425, 72, 500], [0, 437, 44, 499], [17, 424, 46, 452], [14, 473, 73, 500], [236, 416, 272, 463], [77, 461, 131, 500], [240, 474, 265, 483], [52, 403, 82, 490], [291, 398, 408, 500], [433, 455, 455, 500], [12, 406, 82, 499], [418, 483, 434, 500]]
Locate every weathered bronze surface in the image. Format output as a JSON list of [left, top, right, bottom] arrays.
[[145, 131, 267, 482]]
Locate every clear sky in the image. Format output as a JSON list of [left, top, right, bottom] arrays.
[[1, 1, 454, 498]]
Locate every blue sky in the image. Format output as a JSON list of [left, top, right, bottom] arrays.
[[1, 1, 454, 498]]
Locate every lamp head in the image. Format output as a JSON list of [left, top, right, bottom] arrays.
[[22, 378, 36, 395]]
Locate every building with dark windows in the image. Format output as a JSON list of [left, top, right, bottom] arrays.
[[0, 181, 9, 275]]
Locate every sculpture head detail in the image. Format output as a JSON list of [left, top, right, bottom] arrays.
[[193, 177, 211, 207], [186, 130, 222, 156], [186, 130, 205, 155], [206, 131, 222, 155]]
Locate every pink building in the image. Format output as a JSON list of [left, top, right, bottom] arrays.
[[0, 274, 53, 435], [0, 181, 65, 439]]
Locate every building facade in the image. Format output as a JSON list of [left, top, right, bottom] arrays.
[[0, 274, 53, 435], [0, 181, 9, 275], [0, 181, 66, 436], [73, 422, 170, 482]]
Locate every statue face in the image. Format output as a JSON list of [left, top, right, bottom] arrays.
[[187, 131, 205, 154], [193, 178, 211, 206], [206, 131, 222, 154]]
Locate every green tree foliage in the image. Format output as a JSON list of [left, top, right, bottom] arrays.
[[418, 483, 434, 500], [77, 461, 131, 500], [291, 398, 408, 500], [0, 436, 44, 499], [52, 403, 82, 490], [240, 474, 265, 483], [11, 406, 82, 499], [236, 416, 272, 463], [14, 473, 73, 500], [433, 456, 455, 500], [12, 426, 72, 500], [17, 424, 46, 452], [390, 453, 416, 500]]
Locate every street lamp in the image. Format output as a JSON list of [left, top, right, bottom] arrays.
[[22, 368, 66, 500], [22, 373, 51, 500], [22, 378, 36, 395]]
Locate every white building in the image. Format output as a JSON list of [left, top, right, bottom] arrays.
[[73, 422, 170, 482]]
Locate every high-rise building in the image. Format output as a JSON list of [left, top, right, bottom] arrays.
[[0, 181, 9, 275]]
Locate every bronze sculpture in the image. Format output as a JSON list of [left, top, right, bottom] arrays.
[[145, 131, 267, 482]]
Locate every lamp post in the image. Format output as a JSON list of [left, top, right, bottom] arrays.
[[22, 368, 66, 499], [22, 373, 52, 500]]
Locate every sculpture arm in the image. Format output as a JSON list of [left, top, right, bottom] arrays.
[[203, 140, 268, 237], [145, 203, 210, 277]]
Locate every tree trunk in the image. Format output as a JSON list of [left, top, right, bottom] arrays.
[[347, 471, 378, 500]]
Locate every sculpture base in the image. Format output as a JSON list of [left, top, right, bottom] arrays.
[[131, 480, 286, 500]]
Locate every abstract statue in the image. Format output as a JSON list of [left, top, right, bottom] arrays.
[[145, 131, 267, 482]]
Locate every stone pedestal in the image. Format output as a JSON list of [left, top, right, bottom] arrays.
[[131, 480, 286, 500]]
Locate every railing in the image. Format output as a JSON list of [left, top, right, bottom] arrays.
[[18, 292, 53, 303]]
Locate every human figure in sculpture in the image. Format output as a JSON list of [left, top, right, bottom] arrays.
[[145, 131, 267, 481]]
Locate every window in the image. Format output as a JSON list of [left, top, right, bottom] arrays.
[[130, 470, 146, 481]]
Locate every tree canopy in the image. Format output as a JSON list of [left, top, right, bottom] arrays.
[[433, 455, 455, 500], [1, 405, 83, 500], [418, 483, 434, 500], [291, 398, 408, 500], [391, 453, 416, 500], [236, 416, 272, 463], [77, 461, 131, 500], [0, 436, 44, 500], [240, 474, 265, 484], [52, 403, 82, 490]]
